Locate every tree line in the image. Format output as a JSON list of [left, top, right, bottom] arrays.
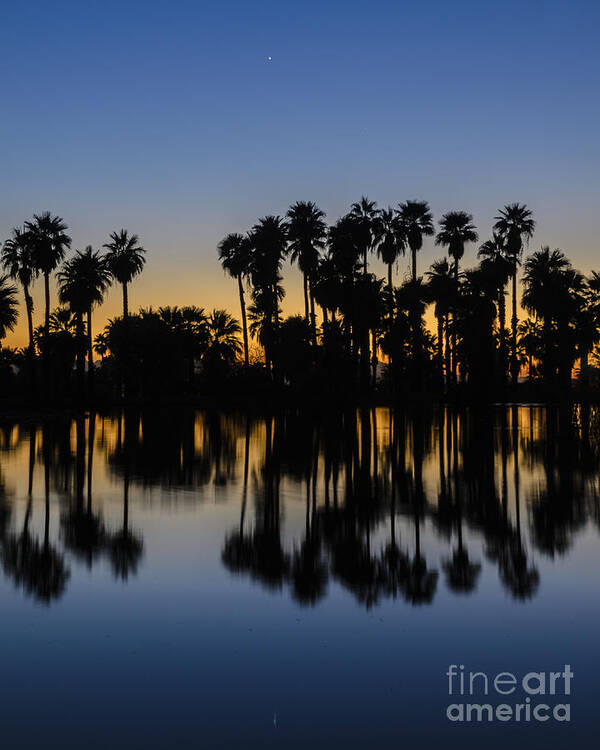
[[1, 200, 598, 405], [218, 199, 600, 399]]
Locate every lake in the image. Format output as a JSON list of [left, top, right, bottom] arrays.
[[0, 406, 598, 748]]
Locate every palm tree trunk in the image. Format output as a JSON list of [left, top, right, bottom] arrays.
[[122, 282, 129, 318], [303, 273, 309, 322], [76, 313, 85, 400], [23, 284, 35, 355], [238, 275, 249, 366], [444, 313, 451, 385], [388, 263, 393, 291], [309, 286, 317, 345], [437, 313, 444, 387], [321, 305, 328, 325], [511, 271, 518, 386], [87, 307, 94, 396], [44, 272, 50, 335], [498, 285, 507, 384], [411, 249, 417, 282], [452, 260, 459, 385]]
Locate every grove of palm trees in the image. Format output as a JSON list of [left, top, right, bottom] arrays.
[[1, 200, 599, 407]]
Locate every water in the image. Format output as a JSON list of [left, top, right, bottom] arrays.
[[0, 406, 598, 748]]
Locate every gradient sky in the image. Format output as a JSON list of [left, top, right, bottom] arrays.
[[1, 0, 598, 346]]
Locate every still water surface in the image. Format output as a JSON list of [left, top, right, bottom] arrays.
[[0, 407, 598, 748]]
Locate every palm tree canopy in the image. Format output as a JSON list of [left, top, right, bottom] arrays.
[[103, 229, 146, 285], [377, 208, 406, 267], [0, 275, 19, 339], [349, 196, 382, 256], [426, 258, 455, 317], [435, 210, 478, 264], [396, 200, 434, 252], [249, 216, 288, 286], [2, 227, 38, 288], [26, 212, 71, 275], [286, 201, 327, 276], [205, 309, 242, 364], [522, 246, 582, 322], [493, 203, 535, 260], [58, 246, 112, 314], [327, 215, 362, 277], [218, 233, 252, 280]]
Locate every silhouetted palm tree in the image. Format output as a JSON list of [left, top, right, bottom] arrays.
[[25, 212, 71, 338], [349, 196, 381, 275], [103, 230, 145, 318], [518, 319, 541, 383], [204, 309, 242, 366], [396, 200, 434, 282], [58, 246, 112, 394], [478, 232, 512, 382], [494, 204, 535, 384], [249, 216, 288, 371], [2, 227, 37, 355], [435, 211, 478, 280], [218, 232, 252, 365], [286, 201, 327, 335], [377, 207, 406, 290], [0, 275, 19, 342], [426, 258, 454, 382]]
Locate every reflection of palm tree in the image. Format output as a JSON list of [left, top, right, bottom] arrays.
[[107, 468, 143, 580], [2, 430, 69, 604], [61, 416, 105, 567], [443, 520, 481, 594]]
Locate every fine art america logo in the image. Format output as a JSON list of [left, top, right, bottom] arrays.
[[446, 664, 573, 723]]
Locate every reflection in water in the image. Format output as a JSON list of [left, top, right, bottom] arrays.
[[0, 405, 599, 608]]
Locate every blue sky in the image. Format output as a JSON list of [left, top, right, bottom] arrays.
[[1, 0, 599, 342]]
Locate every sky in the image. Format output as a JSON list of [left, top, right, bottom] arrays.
[[1, 0, 599, 346]]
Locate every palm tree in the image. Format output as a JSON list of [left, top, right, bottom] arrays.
[[58, 246, 112, 393], [435, 211, 478, 280], [494, 203, 535, 385], [377, 208, 406, 290], [25, 212, 71, 339], [0, 275, 18, 342], [522, 247, 578, 386], [103, 230, 146, 318], [349, 196, 381, 275], [204, 309, 242, 366], [218, 233, 252, 365], [478, 233, 512, 382], [2, 227, 37, 355], [286, 201, 327, 334], [248, 216, 288, 371], [426, 258, 454, 383], [396, 200, 434, 282], [435, 211, 477, 383], [517, 319, 541, 383]]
